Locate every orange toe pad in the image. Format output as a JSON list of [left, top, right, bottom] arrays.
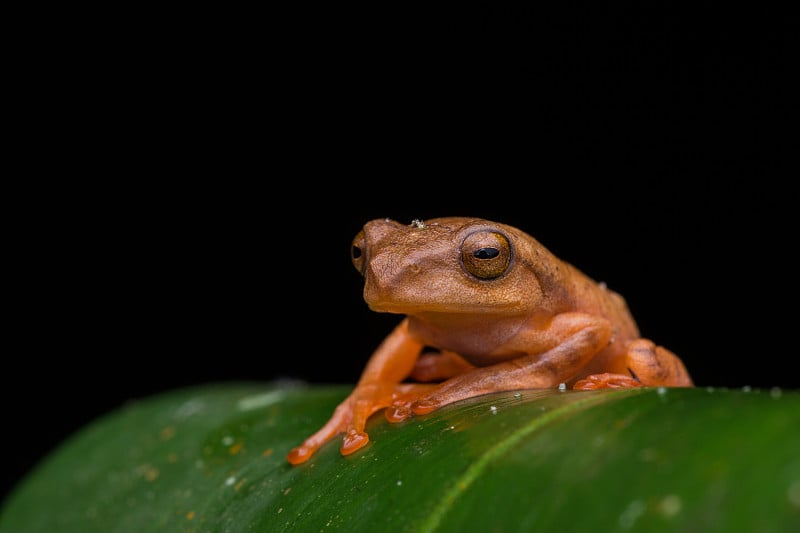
[[573, 373, 643, 390]]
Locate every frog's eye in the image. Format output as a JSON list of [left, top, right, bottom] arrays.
[[351, 230, 367, 275], [461, 230, 511, 279]]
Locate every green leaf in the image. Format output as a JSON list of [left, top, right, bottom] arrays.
[[2, 383, 799, 532]]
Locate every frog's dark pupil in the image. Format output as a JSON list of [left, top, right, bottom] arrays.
[[474, 248, 499, 259], [352, 246, 362, 259]]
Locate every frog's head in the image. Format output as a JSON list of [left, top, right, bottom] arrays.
[[351, 217, 561, 317]]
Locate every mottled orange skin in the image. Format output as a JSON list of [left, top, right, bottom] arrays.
[[287, 217, 692, 465]]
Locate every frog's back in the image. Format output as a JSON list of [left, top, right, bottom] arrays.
[[565, 263, 641, 341], [541, 261, 641, 382]]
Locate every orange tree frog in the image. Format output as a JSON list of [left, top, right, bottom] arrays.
[[287, 217, 692, 465]]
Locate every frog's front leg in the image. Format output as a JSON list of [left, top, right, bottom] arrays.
[[286, 381, 436, 464], [573, 339, 693, 390], [287, 319, 433, 465], [391, 313, 613, 419]]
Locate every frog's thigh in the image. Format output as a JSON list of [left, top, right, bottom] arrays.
[[625, 339, 694, 387]]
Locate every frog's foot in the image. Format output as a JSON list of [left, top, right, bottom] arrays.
[[573, 372, 644, 390], [287, 382, 417, 465], [286, 400, 371, 465], [384, 383, 439, 422], [409, 350, 476, 382], [287, 383, 442, 464], [287, 427, 370, 465], [625, 339, 694, 387]]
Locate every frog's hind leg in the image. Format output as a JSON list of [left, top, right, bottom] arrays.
[[625, 339, 693, 386], [574, 339, 693, 390]]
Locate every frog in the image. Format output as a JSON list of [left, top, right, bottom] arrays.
[[286, 217, 692, 465]]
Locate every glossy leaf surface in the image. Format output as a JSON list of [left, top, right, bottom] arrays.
[[2, 383, 798, 532]]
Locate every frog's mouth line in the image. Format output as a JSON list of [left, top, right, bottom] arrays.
[[365, 295, 526, 316]]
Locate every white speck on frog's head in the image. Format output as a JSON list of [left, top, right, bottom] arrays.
[[225, 476, 236, 487], [489, 405, 497, 414], [221, 436, 234, 446], [657, 387, 667, 396], [396, 480, 403, 486]]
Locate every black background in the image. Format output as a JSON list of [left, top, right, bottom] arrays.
[[3, 6, 796, 503]]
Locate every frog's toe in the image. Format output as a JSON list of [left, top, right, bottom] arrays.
[[340, 429, 370, 456], [573, 373, 643, 390], [287, 442, 318, 465], [385, 401, 413, 423], [411, 403, 436, 415]]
